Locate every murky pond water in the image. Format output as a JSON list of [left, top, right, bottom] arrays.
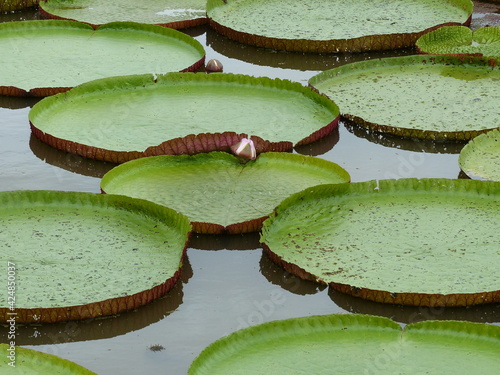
[[1, 2, 499, 374]]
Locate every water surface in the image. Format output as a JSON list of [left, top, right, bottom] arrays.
[[0, 4, 498, 374]]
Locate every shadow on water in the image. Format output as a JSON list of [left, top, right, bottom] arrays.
[[458, 170, 471, 179], [1, 4, 499, 374], [180, 24, 208, 39], [29, 134, 118, 178], [188, 232, 262, 251], [294, 125, 340, 156], [206, 26, 417, 72], [329, 288, 500, 325], [0, 95, 39, 110], [259, 252, 327, 296], [1, 254, 193, 345], [0, 7, 41, 23], [343, 119, 468, 154]]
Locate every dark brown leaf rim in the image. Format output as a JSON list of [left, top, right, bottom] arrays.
[[31, 118, 339, 163], [0, 248, 188, 324], [263, 245, 500, 307], [38, 1, 208, 30], [309, 55, 499, 141], [208, 18, 471, 53], [191, 216, 269, 235], [0, 21, 205, 97]]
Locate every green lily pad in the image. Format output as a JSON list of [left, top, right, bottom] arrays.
[[188, 314, 500, 375], [207, 0, 472, 53], [29, 72, 340, 163], [0, 20, 205, 96], [0, 190, 191, 324], [416, 26, 500, 58], [309, 55, 500, 140], [0, 0, 37, 11], [100, 152, 350, 234], [0, 344, 96, 374], [459, 129, 500, 181], [39, 0, 207, 29], [261, 179, 500, 307]]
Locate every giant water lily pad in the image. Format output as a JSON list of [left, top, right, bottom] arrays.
[[459, 129, 500, 181], [0, 190, 191, 324], [189, 314, 500, 374], [29, 73, 340, 163], [261, 179, 500, 307], [0, 20, 205, 96], [100, 152, 350, 234], [0, 344, 96, 374], [416, 26, 500, 58], [207, 0, 472, 53], [309, 55, 500, 140], [39, 0, 207, 29]]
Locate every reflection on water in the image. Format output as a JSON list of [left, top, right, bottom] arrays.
[[0, 95, 39, 110], [329, 288, 500, 325], [294, 125, 340, 156], [206, 26, 417, 72], [343, 119, 468, 154], [0, 8, 42, 22], [29, 134, 118, 178], [458, 170, 471, 180], [259, 252, 326, 295], [189, 232, 261, 251], [1, 3, 499, 375], [0, 255, 193, 345], [179, 24, 208, 39]]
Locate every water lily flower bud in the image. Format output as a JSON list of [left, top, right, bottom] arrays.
[[206, 59, 223, 73], [231, 138, 257, 160]]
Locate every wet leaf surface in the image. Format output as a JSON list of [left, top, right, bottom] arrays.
[[261, 179, 500, 306], [189, 314, 500, 374]]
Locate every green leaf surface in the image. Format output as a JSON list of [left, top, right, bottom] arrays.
[[188, 314, 500, 374], [0, 20, 205, 95], [416, 26, 500, 58], [0, 190, 191, 323], [207, 0, 472, 52], [459, 129, 500, 181], [29, 72, 339, 162], [40, 0, 207, 28], [0, 344, 96, 374], [261, 179, 500, 306], [101, 152, 350, 233], [309, 55, 500, 140]]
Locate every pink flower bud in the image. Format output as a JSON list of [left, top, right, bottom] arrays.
[[206, 59, 223, 73], [231, 138, 257, 160]]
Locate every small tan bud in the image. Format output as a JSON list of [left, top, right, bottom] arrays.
[[206, 59, 223, 73]]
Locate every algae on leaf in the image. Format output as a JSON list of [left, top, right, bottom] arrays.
[[207, 0, 473, 52], [416, 26, 500, 58], [0, 190, 191, 324], [309, 55, 500, 140], [459, 129, 500, 181], [261, 179, 500, 306], [101, 152, 350, 234]]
